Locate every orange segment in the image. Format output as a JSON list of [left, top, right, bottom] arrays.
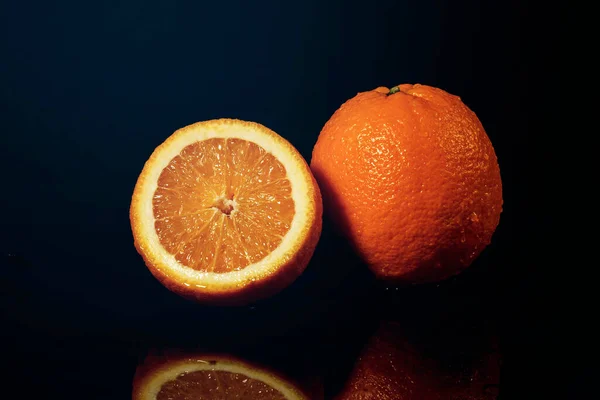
[[152, 138, 295, 273], [130, 119, 322, 305]]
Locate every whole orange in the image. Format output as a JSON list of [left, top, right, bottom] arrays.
[[310, 84, 502, 284]]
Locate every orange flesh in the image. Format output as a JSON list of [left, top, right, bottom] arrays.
[[153, 138, 295, 273], [156, 370, 286, 400]]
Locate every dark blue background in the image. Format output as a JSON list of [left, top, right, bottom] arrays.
[[2, 1, 553, 398]]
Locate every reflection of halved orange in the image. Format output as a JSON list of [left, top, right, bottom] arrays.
[[130, 119, 322, 305], [133, 353, 310, 400]]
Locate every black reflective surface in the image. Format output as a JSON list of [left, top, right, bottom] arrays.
[[2, 1, 553, 398]]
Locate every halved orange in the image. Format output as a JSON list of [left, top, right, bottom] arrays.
[[130, 119, 322, 305], [132, 353, 310, 400]]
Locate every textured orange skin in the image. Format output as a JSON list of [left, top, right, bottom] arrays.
[[336, 321, 501, 400], [311, 84, 502, 284], [132, 351, 315, 400]]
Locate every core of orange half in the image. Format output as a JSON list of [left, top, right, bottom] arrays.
[[130, 119, 322, 305], [132, 354, 310, 400]]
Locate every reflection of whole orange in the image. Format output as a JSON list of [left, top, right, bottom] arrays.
[[311, 84, 502, 283], [336, 321, 501, 399]]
